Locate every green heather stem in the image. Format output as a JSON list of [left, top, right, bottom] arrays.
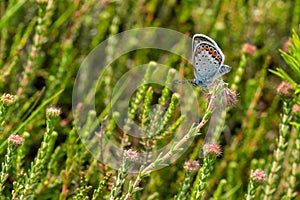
[[12, 176, 25, 200], [245, 178, 260, 200], [158, 68, 176, 107], [285, 114, 300, 198], [140, 87, 153, 163], [0, 103, 7, 127], [140, 87, 153, 131], [0, 93, 16, 127], [37, 144, 62, 195], [36, 131, 58, 195], [226, 161, 238, 192], [0, 1, 8, 68], [92, 173, 112, 200], [59, 127, 78, 200], [17, 0, 52, 97], [123, 125, 203, 200], [16, 132, 30, 176], [213, 179, 227, 199], [22, 109, 59, 198], [103, 1, 122, 106], [162, 116, 184, 137], [122, 62, 154, 148], [160, 93, 179, 132], [123, 82, 223, 199], [193, 156, 216, 200], [0, 18, 36, 83], [231, 53, 247, 92], [206, 82, 229, 144], [75, 173, 92, 200], [148, 69, 177, 137], [175, 171, 193, 200], [0, 139, 20, 193], [291, 0, 300, 29], [123, 167, 146, 200], [245, 169, 266, 200], [109, 159, 129, 200], [263, 99, 293, 200], [46, 1, 96, 101]]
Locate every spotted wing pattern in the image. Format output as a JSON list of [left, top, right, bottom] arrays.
[[191, 34, 232, 88]]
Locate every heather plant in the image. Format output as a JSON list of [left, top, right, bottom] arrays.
[[0, 0, 299, 199]]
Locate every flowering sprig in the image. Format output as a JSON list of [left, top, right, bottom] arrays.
[[123, 124, 202, 200], [17, 0, 53, 96], [0, 93, 16, 126], [123, 80, 229, 200], [175, 160, 200, 200], [231, 43, 257, 92], [109, 149, 139, 200], [245, 169, 266, 200], [284, 105, 300, 199], [0, 134, 23, 193], [263, 83, 293, 200], [22, 106, 60, 198], [192, 144, 222, 200]]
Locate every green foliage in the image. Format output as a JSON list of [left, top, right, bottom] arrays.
[[0, 0, 299, 199]]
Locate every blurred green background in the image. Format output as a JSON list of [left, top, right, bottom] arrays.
[[0, 0, 299, 199]]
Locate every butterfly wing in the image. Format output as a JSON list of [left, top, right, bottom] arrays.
[[192, 34, 219, 53], [192, 41, 225, 87]]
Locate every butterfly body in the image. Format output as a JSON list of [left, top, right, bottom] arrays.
[[191, 34, 231, 88]]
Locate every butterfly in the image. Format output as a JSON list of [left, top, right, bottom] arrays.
[[191, 34, 231, 88]]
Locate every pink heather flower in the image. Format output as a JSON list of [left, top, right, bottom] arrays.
[[223, 87, 238, 107], [203, 143, 222, 157], [292, 104, 300, 115], [9, 134, 23, 146], [276, 81, 294, 98], [184, 160, 200, 173], [242, 43, 257, 56], [282, 39, 291, 52], [250, 169, 266, 183], [124, 149, 138, 161], [46, 106, 61, 117], [1, 93, 16, 106]]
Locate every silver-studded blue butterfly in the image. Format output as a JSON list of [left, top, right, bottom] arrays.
[[191, 34, 231, 88]]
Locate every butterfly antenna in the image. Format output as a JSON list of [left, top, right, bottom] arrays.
[[173, 79, 191, 85]]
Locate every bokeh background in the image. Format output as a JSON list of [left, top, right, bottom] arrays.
[[0, 0, 299, 199]]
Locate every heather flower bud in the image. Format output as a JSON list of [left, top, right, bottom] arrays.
[[203, 143, 222, 157], [282, 39, 291, 52], [250, 169, 266, 183], [1, 93, 16, 106], [46, 106, 61, 117], [124, 149, 138, 161], [292, 104, 300, 115], [242, 43, 257, 56], [276, 81, 294, 98], [184, 160, 200, 173], [8, 134, 23, 146]]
